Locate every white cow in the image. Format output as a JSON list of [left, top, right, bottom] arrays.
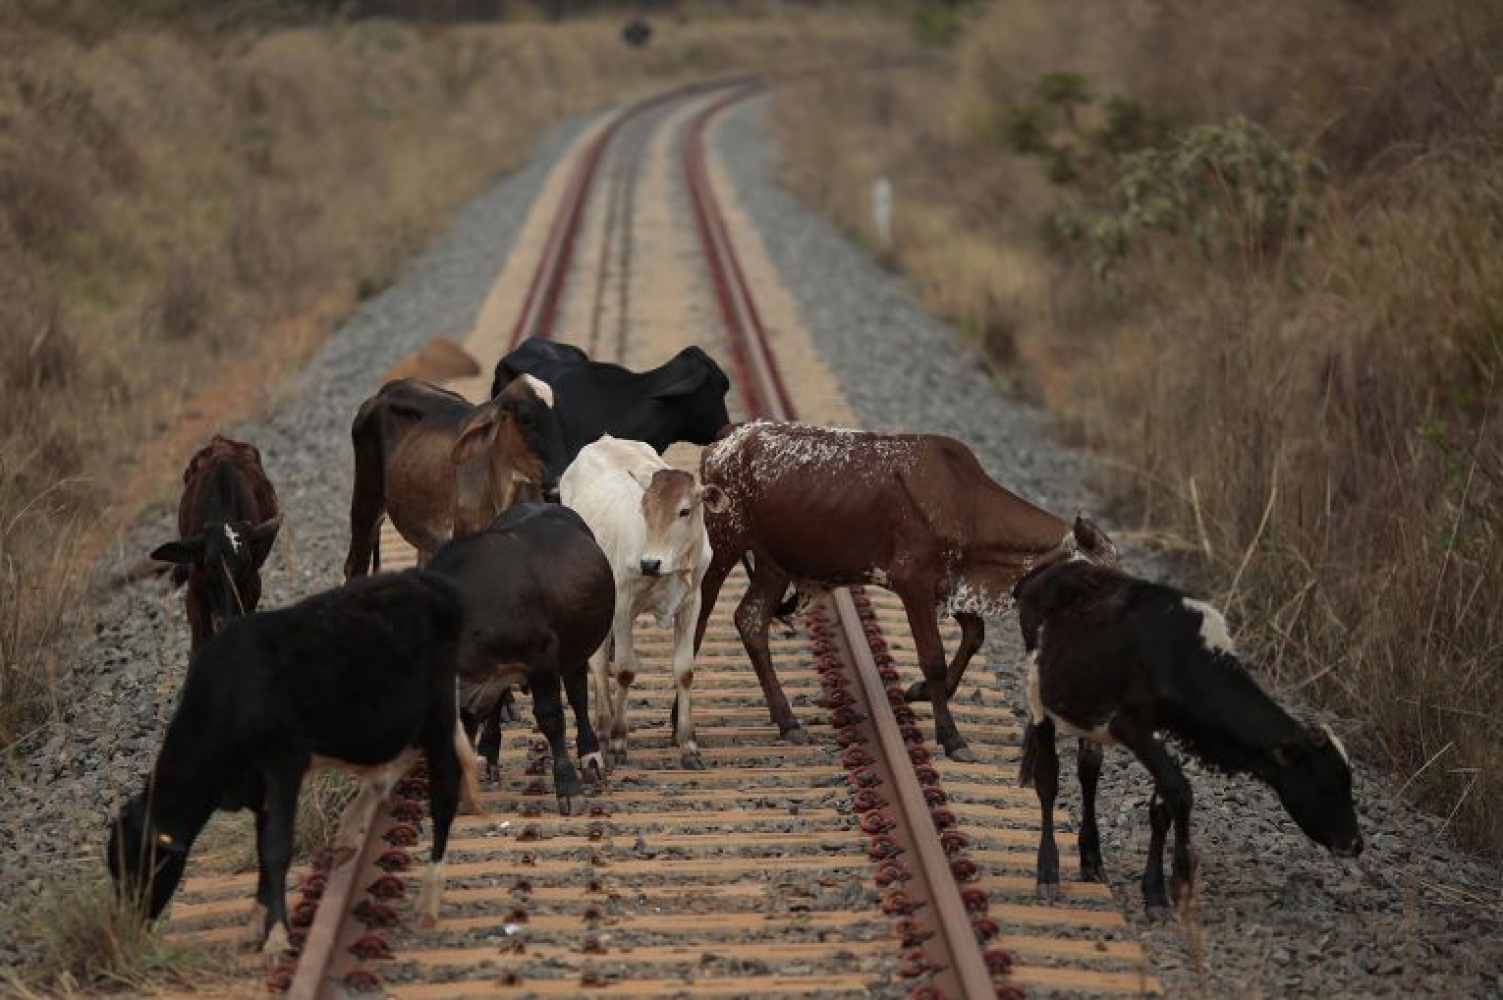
[[560, 436, 726, 769]]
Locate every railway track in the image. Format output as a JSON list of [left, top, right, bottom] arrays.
[[166, 82, 1162, 999]]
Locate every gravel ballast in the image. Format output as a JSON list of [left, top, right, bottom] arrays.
[[717, 97, 1503, 999], [4, 90, 1500, 1000]]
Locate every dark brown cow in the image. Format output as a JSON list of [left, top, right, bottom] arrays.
[[343, 374, 566, 578], [151, 435, 281, 651], [695, 420, 1118, 761]]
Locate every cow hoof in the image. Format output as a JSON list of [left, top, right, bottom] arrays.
[[581, 753, 606, 784], [1145, 904, 1174, 923], [608, 747, 629, 767], [500, 704, 521, 725], [680, 751, 706, 771], [262, 923, 292, 959], [1080, 863, 1106, 883], [780, 725, 810, 745], [945, 743, 978, 763], [557, 793, 588, 817], [903, 681, 930, 703], [1035, 881, 1060, 904]]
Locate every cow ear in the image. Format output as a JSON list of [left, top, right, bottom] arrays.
[[151, 537, 205, 565], [452, 409, 500, 465], [246, 513, 282, 542], [629, 467, 656, 490], [700, 484, 729, 513], [648, 360, 709, 398]]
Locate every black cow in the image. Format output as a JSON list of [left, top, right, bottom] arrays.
[[151, 436, 281, 651], [491, 338, 731, 462], [107, 571, 478, 952], [426, 503, 614, 816], [1014, 559, 1362, 918]]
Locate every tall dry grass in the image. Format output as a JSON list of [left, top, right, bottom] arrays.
[[0, 9, 909, 752], [774, 1, 1503, 855]]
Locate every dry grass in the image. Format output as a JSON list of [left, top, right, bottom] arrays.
[[0, 8, 909, 752], [0, 877, 210, 998], [773, 1, 1503, 856]]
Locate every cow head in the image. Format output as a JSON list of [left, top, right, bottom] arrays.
[[1268, 723, 1363, 858], [650, 347, 732, 445], [151, 516, 282, 629], [454, 374, 567, 503], [107, 792, 189, 920], [635, 468, 727, 577]]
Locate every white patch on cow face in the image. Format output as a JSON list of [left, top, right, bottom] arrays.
[[1183, 598, 1235, 656], [222, 524, 242, 555], [521, 373, 554, 408], [1321, 723, 1350, 765]]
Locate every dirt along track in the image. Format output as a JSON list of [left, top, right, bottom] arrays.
[[162, 82, 1162, 999]]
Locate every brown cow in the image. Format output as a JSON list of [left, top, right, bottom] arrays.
[[343, 375, 566, 578], [695, 420, 1118, 761], [151, 435, 282, 651]]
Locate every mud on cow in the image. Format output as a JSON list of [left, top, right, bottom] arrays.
[[492, 337, 731, 461], [1014, 559, 1362, 918], [343, 374, 565, 578], [560, 436, 727, 770], [697, 420, 1117, 761], [426, 503, 614, 816], [108, 571, 479, 953], [151, 435, 282, 652]]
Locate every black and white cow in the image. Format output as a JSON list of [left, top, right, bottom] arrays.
[[1014, 559, 1362, 918], [108, 571, 478, 952], [491, 338, 731, 461]]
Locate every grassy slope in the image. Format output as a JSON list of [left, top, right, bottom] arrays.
[[773, 0, 1502, 856]]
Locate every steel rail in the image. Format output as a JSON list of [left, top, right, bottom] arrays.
[[680, 87, 1003, 1000], [508, 79, 752, 354]]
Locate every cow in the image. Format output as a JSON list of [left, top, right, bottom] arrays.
[[107, 571, 479, 953], [695, 420, 1118, 761], [491, 337, 731, 462], [343, 374, 565, 579], [150, 435, 282, 652], [559, 436, 727, 770], [1014, 558, 1363, 918], [425, 503, 614, 816]]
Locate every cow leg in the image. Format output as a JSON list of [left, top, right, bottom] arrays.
[[588, 634, 615, 766], [531, 642, 585, 816], [451, 718, 482, 815], [1113, 716, 1195, 918], [1141, 792, 1172, 920], [904, 612, 983, 703], [734, 563, 804, 743], [257, 764, 303, 958], [498, 686, 520, 723], [671, 592, 703, 770], [1029, 718, 1061, 902], [693, 550, 738, 653], [564, 665, 604, 784], [415, 720, 462, 927], [247, 806, 272, 947], [342, 495, 385, 582], [1077, 738, 1106, 881], [476, 708, 503, 781], [606, 601, 638, 766], [897, 587, 972, 761]]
